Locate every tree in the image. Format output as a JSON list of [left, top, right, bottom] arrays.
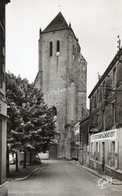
[[6, 73, 56, 172], [6, 73, 25, 172]]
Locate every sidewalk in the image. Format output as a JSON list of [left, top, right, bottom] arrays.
[[71, 160, 122, 185], [7, 164, 41, 181]]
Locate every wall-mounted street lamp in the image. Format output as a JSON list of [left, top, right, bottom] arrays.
[[56, 51, 60, 71]]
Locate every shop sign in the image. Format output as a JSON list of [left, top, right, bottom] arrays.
[[91, 129, 116, 142], [0, 99, 7, 116]]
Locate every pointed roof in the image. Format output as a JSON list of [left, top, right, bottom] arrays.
[[43, 12, 69, 33]]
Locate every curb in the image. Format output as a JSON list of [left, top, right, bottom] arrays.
[[15, 168, 39, 181], [81, 165, 122, 186], [71, 161, 122, 186], [8, 168, 39, 182]]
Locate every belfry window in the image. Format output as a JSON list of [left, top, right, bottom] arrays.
[[50, 41, 53, 56], [56, 40, 60, 52]]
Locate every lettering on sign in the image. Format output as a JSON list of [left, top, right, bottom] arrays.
[[91, 130, 116, 142]]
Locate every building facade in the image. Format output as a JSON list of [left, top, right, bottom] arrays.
[[0, 0, 10, 195], [34, 12, 87, 159], [72, 107, 89, 162], [88, 48, 122, 180], [71, 122, 80, 160], [79, 116, 89, 166]]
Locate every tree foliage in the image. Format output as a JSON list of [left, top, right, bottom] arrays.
[[6, 72, 56, 155]]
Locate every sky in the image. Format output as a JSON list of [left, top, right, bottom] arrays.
[[6, 0, 122, 106]]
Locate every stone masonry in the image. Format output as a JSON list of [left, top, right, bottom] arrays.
[[34, 12, 87, 159]]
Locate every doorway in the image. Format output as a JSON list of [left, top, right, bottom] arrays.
[[49, 144, 57, 159], [102, 142, 105, 172]]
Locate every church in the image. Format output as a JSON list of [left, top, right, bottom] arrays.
[[34, 12, 87, 159]]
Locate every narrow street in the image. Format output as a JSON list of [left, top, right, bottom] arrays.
[[8, 160, 122, 196]]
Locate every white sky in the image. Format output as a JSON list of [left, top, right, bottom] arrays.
[[6, 0, 122, 106]]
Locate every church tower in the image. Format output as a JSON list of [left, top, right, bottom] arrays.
[[34, 12, 87, 159]]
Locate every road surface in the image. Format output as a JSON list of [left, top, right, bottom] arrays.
[[8, 160, 122, 196]]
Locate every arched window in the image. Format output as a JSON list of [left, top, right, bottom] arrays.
[[52, 106, 57, 116], [50, 106, 57, 116]]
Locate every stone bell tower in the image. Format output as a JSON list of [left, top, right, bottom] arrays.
[[34, 12, 87, 159]]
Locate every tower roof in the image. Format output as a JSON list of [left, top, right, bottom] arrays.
[[43, 12, 69, 33]]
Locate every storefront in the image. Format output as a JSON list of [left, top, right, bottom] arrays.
[[89, 128, 122, 180]]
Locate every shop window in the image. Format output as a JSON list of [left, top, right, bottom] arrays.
[[96, 142, 98, 152], [50, 41, 53, 57], [111, 141, 115, 167], [96, 142, 99, 161], [56, 40, 60, 52]]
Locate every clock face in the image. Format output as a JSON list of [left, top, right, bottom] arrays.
[[56, 52, 60, 57]]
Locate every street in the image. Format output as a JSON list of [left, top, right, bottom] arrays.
[[8, 160, 122, 196]]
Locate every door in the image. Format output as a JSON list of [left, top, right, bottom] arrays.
[[111, 141, 115, 167], [102, 142, 105, 172], [49, 144, 57, 159]]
